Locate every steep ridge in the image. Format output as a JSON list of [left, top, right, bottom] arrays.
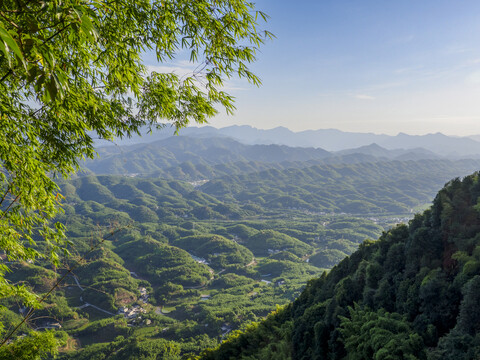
[[202, 172, 480, 359]]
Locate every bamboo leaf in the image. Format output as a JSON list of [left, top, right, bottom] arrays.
[[0, 24, 26, 70]]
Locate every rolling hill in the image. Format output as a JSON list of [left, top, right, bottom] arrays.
[[203, 172, 480, 360]]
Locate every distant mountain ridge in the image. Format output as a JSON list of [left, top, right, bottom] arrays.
[[84, 136, 445, 178], [95, 125, 480, 158], [336, 143, 441, 161], [194, 126, 480, 157], [83, 136, 332, 176]]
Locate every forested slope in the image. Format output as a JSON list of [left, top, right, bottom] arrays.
[[1, 173, 384, 359], [82, 136, 331, 176], [203, 172, 480, 359], [64, 159, 480, 223], [5, 161, 480, 359], [201, 159, 480, 214], [81, 136, 466, 181]]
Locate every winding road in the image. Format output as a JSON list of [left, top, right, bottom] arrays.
[[71, 275, 115, 316]]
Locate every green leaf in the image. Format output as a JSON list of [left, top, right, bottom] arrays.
[[0, 24, 26, 70]]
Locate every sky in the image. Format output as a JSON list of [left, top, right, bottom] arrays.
[[149, 1, 480, 136]]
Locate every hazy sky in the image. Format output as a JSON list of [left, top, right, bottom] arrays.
[[151, 1, 480, 136]]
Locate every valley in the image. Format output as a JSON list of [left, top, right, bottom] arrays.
[[3, 131, 480, 359]]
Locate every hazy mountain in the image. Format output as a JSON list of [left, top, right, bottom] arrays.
[[85, 135, 450, 179], [90, 124, 480, 160], [378, 132, 480, 157], [216, 127, 480, 157], [468, 134, 480, 142], [336, 143, 441, 160], [180, 126, 389, 150], [178, 126, 480, 157], [95, 125, 480, 158], [83, 136, 332, 176]]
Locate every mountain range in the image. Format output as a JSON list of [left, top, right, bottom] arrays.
[[94, 125, 480, 158], [84, 135, 462, 179]]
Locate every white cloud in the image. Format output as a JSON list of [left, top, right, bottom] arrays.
[[466, 71, 480, 84], [221, 83, 248, 91], [465, 58, 480, 65], [354, 94, 375, 100], [444, 45, 472, 55]]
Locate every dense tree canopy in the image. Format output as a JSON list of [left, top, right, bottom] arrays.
[[202, 173, 480, 360], [0, 0, 269, 355]]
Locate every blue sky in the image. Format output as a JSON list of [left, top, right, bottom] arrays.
[[152, 1, 480, 135]]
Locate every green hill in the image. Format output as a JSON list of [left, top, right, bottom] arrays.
[[244, 230, 313, 257], [173, 234, 254, 268], [9, 161, 480, 359], [203, 172, 480, 359], [200, 159, 480, 214], [81, 136, 331, 177]]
